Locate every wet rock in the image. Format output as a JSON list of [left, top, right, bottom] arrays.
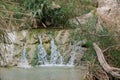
[[55, 30, 71, 56], [0, 30, 86, 67], [0, 43, 15, 66], [26, 45, 37, 62], [41, 33, 51, 43], [7, 32, 17, 43], [27, 35, 38, 45], [0, 30, 30, 67], [63, 43, 85, 65], [41, 33, 51, 55], [55, 30, 70, 45]]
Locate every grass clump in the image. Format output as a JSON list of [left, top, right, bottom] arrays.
[[0, 0, 97, 29], [20, 0, 73, 27]]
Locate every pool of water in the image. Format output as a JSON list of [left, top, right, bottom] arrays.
[[0, 66, 87, 80]]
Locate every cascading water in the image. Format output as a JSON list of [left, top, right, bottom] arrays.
[[18, 43, 31, 68], [67, 45, 76, 66], [67, 51, 76, 66], [50, 38, 63, 65], [37, 35, 76, 67], [17, 34, 77, 68], [37, 35, 48, 65]]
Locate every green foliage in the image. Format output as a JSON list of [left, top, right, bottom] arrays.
[[84, 41, 93, 48], [20, 0, 72, 27], [74, 0, 95, 16], [106, 49, 120, 68], [71, 15, 98, 42], [0, 0, 31, 30], [71, 14, 120, 68], [31, 46, 39, 66], [21, 0, 49, 17], [84, 15, 97, 31], [97, 28, 115, 48], [84, 43, 96, 63], [0, 0, 96, 29], [71, 29, 81, 41], [80, 0, 94, 5]]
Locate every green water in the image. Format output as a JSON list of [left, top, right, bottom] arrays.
[[0, 66, 86, 80]]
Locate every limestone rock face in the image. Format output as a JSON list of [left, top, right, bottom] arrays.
[[55, 30, 70, 45], [0, 30, 86, 67], [76, 12, 94, 25], [97, 0, 120, 32], [41, 33, 51, 43], [55, 30, 71, 55], [0, 30, 33, 67], [41, 33, 51, 55], [55, 30, 86, 65]]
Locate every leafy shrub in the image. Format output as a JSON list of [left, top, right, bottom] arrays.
[[21, 0, 71, 27]]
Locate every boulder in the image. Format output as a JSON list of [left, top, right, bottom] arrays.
[[97, 0, 120, 32], [69, 12, 94, 26]]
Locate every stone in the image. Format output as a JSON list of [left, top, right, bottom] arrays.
[[51, 1, 61, 10], [55, 30, 70, 45], [69, 12, 94, 26], [41, 33, 51, 43], [26, 44, 37, 62], [76, 12, 94, 24], [97, 0, 120, 32], [63, 42, 85, 65], [55, 30, 71, 56], [0, 43, 15, 66], [0, 29, 86, 67]]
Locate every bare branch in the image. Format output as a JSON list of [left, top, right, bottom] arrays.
[[93, 43, 120, 79]]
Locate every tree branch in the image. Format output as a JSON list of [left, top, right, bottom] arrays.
[[93, 43, 120, 79]]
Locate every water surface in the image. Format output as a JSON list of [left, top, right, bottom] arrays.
[[0, 66, 87, 80]]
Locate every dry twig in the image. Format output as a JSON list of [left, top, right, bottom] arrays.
[[93, 43, 120, 79]]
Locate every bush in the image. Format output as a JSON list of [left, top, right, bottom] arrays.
[[21, 0, 71, 27]]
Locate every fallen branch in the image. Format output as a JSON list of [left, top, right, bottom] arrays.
[[93, 43, 120, 79]]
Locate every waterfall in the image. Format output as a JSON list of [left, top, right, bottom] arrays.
[[18, 43, 31, 69], [17, 34, 77, 68], [50, 38, 63, 65], [67, 51, 76, 66], [37, 35, 48, 65], [37, 35, 76, 67]]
